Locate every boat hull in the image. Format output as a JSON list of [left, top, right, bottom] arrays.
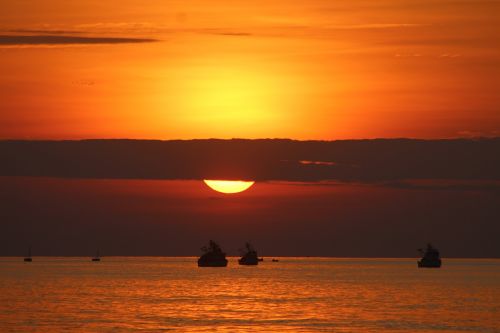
[[418, 259, 442, 268], [23, 258, 32, 262], [238, 258, 258, 265], [198, 259, 228, 267]]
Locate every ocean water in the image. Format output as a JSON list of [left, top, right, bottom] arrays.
[[0, 258, 498, 332]]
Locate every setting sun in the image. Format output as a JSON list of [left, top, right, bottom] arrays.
[[203, 180, 255, 194]]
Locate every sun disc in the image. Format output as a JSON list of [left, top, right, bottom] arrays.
[[203, 180, 255, 194]]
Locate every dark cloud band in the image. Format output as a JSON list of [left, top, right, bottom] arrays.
[[0, 138, 499, 182]]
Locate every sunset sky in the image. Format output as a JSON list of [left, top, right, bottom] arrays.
[[1, 0, 499, 140], [1, 4, 500, 333], [1, 1, 499, 258]]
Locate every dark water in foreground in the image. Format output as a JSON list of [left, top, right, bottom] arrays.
[[0, 257, 499, 332]]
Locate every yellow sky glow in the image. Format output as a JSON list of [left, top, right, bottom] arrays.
[[0, 0, 499, 140]]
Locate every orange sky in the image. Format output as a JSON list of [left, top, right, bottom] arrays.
[[1, 0, 499, 140]]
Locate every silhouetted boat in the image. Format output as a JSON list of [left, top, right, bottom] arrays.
[[272, 259, 279, 262], [238, 242, 259, 265], [418, 243, 442, 268], [198, 240, 228, 267], [258, 258, 264, 262], [24, 247, 32, 262], [92, 250, 101, 262]]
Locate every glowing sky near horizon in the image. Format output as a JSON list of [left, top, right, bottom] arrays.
[[0, 0, 499, 140]]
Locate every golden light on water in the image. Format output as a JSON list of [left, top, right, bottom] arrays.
[[203, 180, 255, 194]]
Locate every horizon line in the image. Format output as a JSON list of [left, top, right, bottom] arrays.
[[1, 136, 500, 143], [1, 255, 499, 259]]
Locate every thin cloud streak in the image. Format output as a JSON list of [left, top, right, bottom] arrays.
[[0, 35, 157, 46], [6, 29, 86, 35]]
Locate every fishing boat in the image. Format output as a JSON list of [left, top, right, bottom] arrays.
[[24, 247, 32, 262], [92, 250, 101, 262], [238, 242, 259, 265], [198, 240, 228, 267], [418, 243, 442, 268]]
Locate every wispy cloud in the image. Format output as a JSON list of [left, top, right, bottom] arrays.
[[202, 30, 253, 37], [323, 23, 425, 30], [0, 35, 157, 46], [381, 180, 500, 195], [75, 22, 156, 30], [7, 29, 85, 35], [457, 130, 499, 138]]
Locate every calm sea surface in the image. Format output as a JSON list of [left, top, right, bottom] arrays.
[[0, 257, 499, 332]]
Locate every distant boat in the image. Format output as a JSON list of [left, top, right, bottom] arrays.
[[198, 240, 228, 267], [272, 259, 279, 262], [238, 242, 259, 265], [92, 250, 101, 262], [24, 247, 32, 262], [258, 258, 264, 262], [418, 243, 442, 268]]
